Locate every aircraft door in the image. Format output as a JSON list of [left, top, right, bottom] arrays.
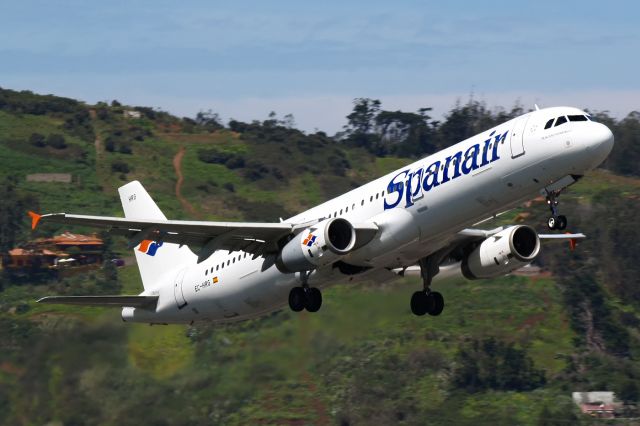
[[509, 116, 529, 158], [174, 268, 188, 309]]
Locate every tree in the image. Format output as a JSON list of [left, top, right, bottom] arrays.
[[195, 110, 223, 131], [345, 98, 381, 135], [0, 176, 37, 253], [618, 379, 639, 404]]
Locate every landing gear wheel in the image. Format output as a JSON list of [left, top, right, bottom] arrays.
[[288, 287, 306, 312], [305, 287, 322, 312], [428, 292, 444, 316], [556, 215, 567, 230], [410, 291, 428, 316], [545, 190, 569, 231]]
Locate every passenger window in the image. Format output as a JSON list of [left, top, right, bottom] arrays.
[[568, 115, 588, 122], [340, 209, 343, 214], [352, 203, 355, 210], [544, 119, 554, 129], [227, 260, 230, 266], [345, 207, 349, 213], [554, 116, 567, 127], [375, 193, 379, 200], [370, 196, 373, 202], [216, 265, 219, 271], [361, 200, 364, 206]]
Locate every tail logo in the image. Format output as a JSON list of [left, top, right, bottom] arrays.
[[138, 240, 163, 256], [302, 233, 317, 247]]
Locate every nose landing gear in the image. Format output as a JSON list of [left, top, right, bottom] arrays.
[[546, 190, 567, 230]]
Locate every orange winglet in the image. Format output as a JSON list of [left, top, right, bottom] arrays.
[[566, 232, 577, 251], [28, 211, 42, 230]]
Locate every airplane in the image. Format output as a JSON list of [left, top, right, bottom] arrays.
[[30, 106, 614, 324]]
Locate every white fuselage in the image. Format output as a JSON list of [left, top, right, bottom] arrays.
[[122, 106, 614, 324]]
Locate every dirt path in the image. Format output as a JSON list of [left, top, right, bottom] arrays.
[[92, 126, 111, 192], [173, 146, 199, 218]]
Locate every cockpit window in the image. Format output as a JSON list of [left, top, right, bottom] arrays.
[[544, 118, 554, 129], [568, 115, 588, 122], [554, 116, 567, 127]]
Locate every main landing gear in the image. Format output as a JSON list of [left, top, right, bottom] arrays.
[[546, 190, 567, 231], [410, 256, 445, 317], [288, 287, 322, 312], [289, 271, 322, 313]]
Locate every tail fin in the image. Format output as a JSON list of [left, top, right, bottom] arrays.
[[118, 181, 196, 291]]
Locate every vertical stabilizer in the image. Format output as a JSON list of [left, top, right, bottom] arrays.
[[118, 181, 196, 291]]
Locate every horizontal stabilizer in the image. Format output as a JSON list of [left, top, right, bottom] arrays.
[[538, 233, 586, 240], [37, 295, 159, 310]]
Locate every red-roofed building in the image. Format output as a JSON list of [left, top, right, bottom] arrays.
[[580, 402, 616, 419], [3, 232, 103, 271]]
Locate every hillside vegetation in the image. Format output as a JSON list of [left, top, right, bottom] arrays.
[[0, 88, 639, 425]]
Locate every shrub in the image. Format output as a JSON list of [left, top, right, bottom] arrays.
[[111, 160, 130, 174], [29, 133, 46, 147], [451, 337, 546, 392], [45, 134, 67, 149]]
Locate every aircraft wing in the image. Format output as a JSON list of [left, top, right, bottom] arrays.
[[30, 212, 294, 261], [457, 226, 585, 241], [37, 295, 159, 310]]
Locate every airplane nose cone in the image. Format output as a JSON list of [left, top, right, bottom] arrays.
[[594, 122, 615, 153], [586, 123, 614, 168]]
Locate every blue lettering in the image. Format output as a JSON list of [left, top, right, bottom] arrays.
[[384, 170, 408, 210], [405, 169, 424, 207], [422, 161, 441, 192], [384, 132, 505, 210], [449, 151, 463, 180], [462, 144, 480, 174], [479, 131, 495, 167], [491, 130, 508, 162]]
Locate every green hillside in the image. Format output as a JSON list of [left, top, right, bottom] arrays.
[[1, 88, 640, 425]]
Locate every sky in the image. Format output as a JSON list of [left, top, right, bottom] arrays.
[[1, 0, 639, 133]]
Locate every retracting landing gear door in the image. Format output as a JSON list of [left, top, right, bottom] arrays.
[[510, 115, 530, 158], [174, 268, 188, 309]]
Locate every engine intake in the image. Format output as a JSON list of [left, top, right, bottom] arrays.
[[276, 218, 356, 273], [462, 225, 540, 280]]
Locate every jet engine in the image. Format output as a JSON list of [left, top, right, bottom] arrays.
[[461, 225, 540, 280], [276, 218, 356, 273]]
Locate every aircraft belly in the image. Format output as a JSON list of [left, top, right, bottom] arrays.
[[186, 263, 296, 321]]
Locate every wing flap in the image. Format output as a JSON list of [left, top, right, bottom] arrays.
[[37, 295, 159, 309]]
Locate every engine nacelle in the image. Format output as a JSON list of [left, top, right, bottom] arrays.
[[276, 218, 356, 273], [461, 225, 541, 280]]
